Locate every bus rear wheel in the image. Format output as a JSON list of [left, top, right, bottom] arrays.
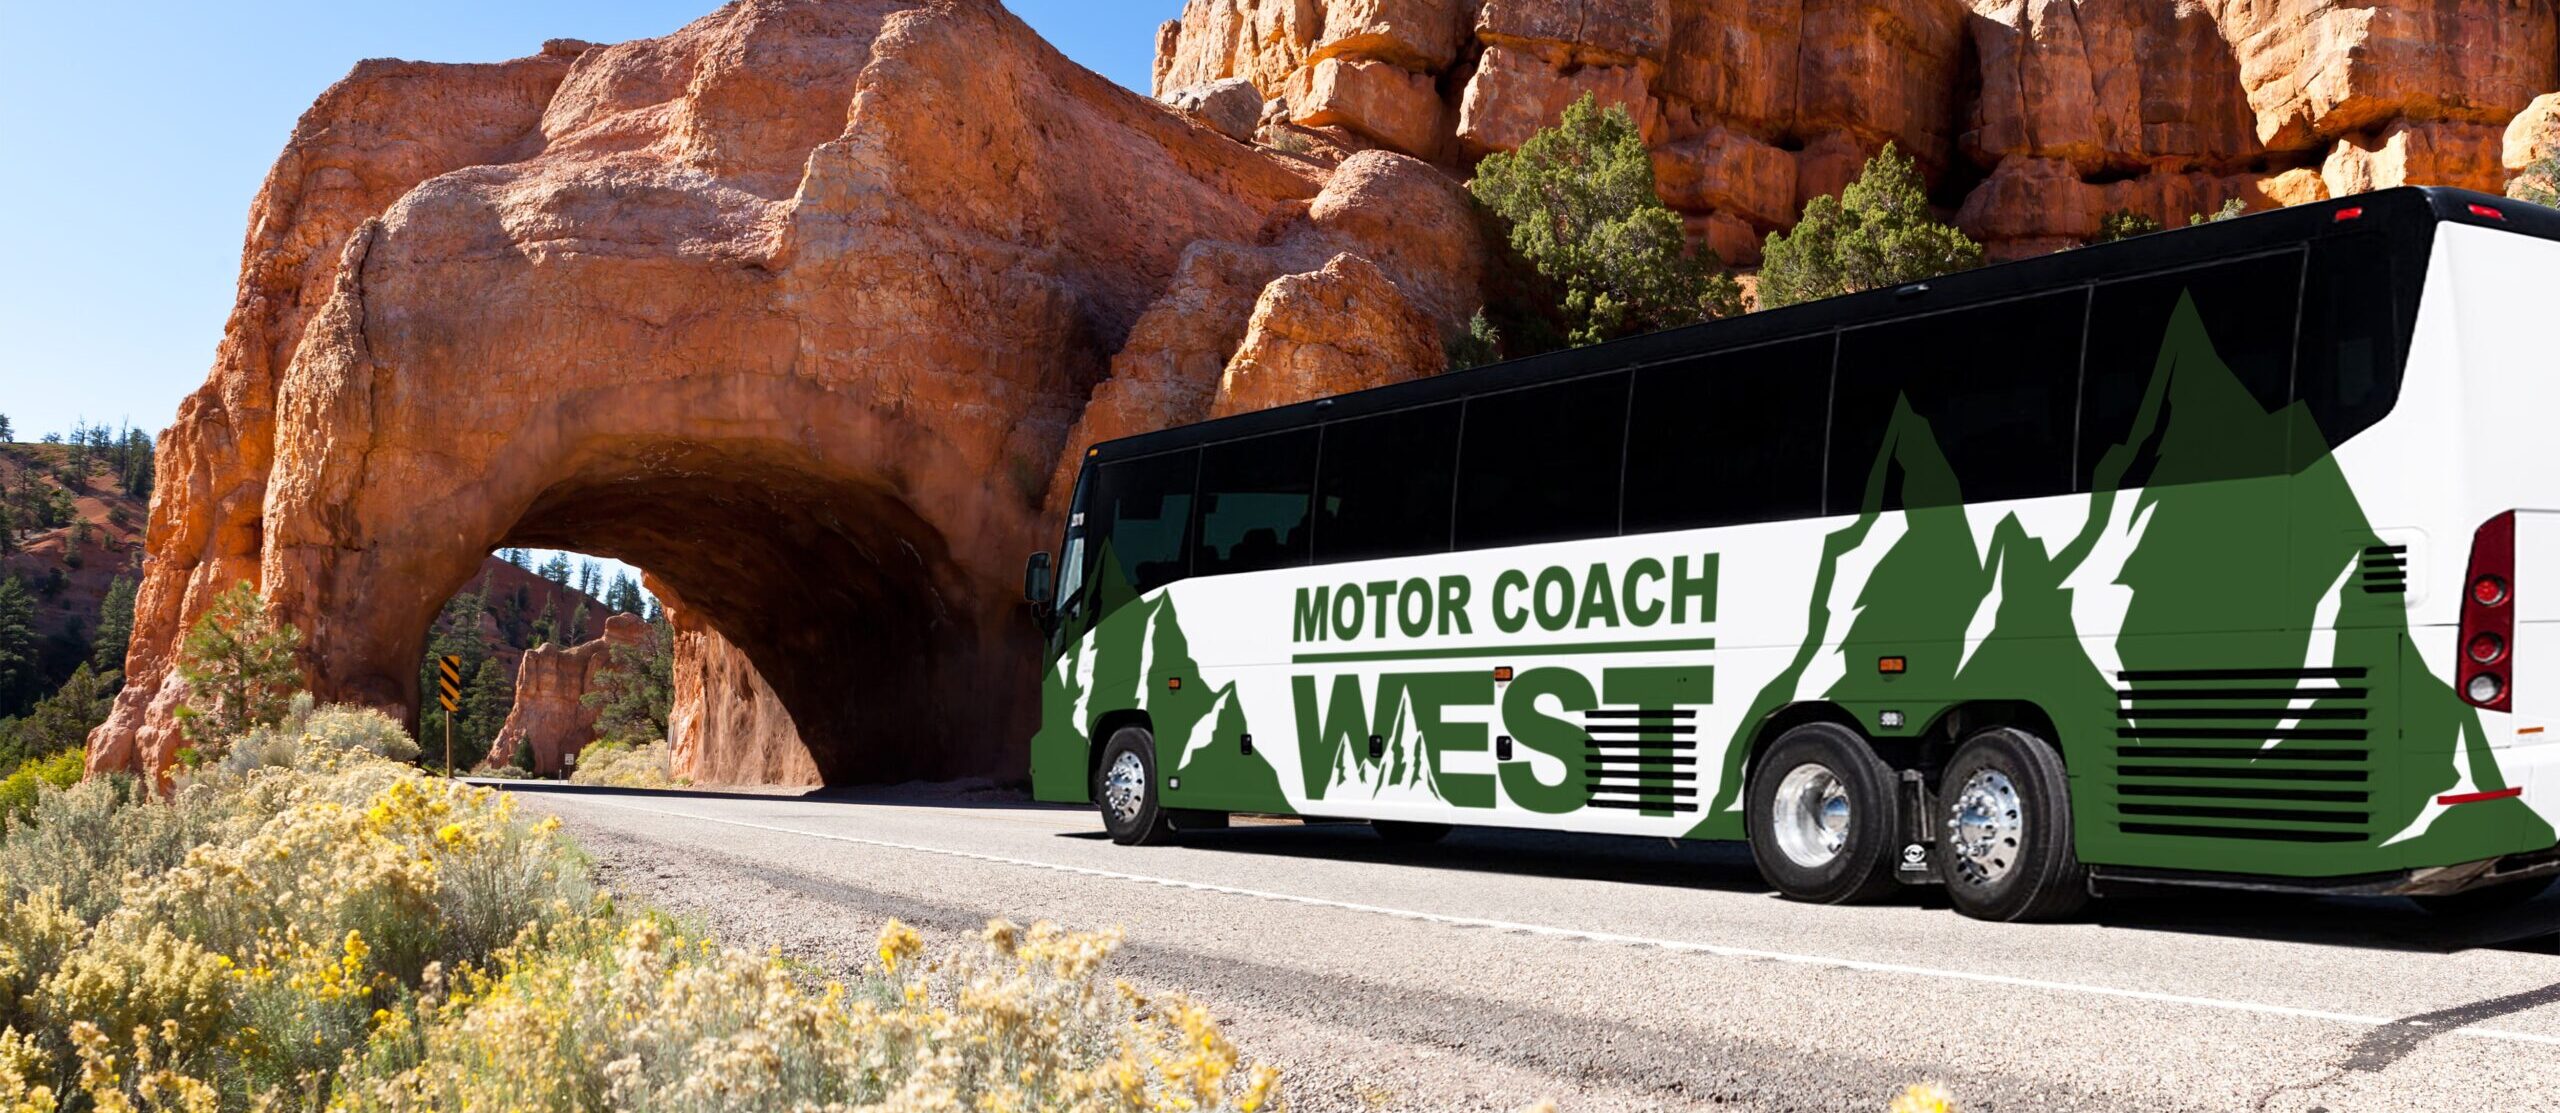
[[1096, 727, 1177, 846], [1746, 722, 1901, 904], [1938, 727, 2088, 922]]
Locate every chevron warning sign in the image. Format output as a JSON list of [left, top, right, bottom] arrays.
[[436, 655, 464, 713]]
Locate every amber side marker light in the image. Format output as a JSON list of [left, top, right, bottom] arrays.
[[1167, 677, 1182, 691], [1493, 666, 1514, 683], [1877, 656, 1907, 675]]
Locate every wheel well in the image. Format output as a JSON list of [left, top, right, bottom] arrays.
[[1087, 709, 1153, 787], [1743, 699, 2062, 784]]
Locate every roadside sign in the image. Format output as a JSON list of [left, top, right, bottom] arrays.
[[436, 655, 463, 712]]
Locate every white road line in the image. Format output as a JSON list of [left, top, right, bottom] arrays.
[[560, 794, 2560, 1049]]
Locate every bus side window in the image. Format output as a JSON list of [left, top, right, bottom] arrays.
[[1314, 404, 1461, 563], [1454, 373, 1630, 549], [1831, 290, 2085, 512], [2296, 233, 2403, 459], [1194, 429, 1318, 576], [2080, 251, 2302, 491], [1091, 449, 1199, 613], [1623, 336, 1832, 532]]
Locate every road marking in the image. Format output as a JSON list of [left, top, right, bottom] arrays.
[[560, 794, 2560, 1049]]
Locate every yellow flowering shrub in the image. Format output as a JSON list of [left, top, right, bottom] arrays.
[[567, 738, 687, 789], [0, 706, 1289, 1111]]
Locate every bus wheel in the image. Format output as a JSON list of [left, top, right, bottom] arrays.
[[2412, 877, 2552, 918], [1096, 727, 1177, 846], [1372, 820, 1451, 845], [1938, 727, 2088, 922], [1746, 722, 1901, 904]]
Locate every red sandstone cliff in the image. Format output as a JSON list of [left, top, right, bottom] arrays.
[[488, 612, 647, 775], [89, 0, 2560, 787]]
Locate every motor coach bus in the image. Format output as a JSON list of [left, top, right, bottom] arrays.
[[1023, 187, 2560, 922]]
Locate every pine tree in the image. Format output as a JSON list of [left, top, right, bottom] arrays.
[[568, 601, 591, 645], [1758, 142, 1984, 309], [171, 582, 303, 751], [585, 612, 674, 744], [455, 656, 511, 772], [531, 598, 558, 647], [576, 559, 600, 598], [1469, 94, 1744, 347], [92, 575, 137, 671], [540, 552, 572, 586], [0, 662, 118, 769], [0, 505, 15, 554], [0, 414, 12, 442], [0, 576, 39, 716]]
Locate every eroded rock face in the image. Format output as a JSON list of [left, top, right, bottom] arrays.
[[489, 612, 647, 776], [92, 0, 1475, 787], [1160, 0, 2560, 256]]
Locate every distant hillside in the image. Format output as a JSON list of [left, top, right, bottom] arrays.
[[0, 438, 151, 702]]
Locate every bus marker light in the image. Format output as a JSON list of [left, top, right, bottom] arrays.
[[2436, 786, 2524, 806], [1879, 710, 1906, 729], [1168, 677, 1182, 691], [1878, 656, 1907, 675], [2521, 726, 2546, 736], [1493, 666, 1514, 682], [2333, 207, 2365, 222], [2468, 204, 2507, 221]]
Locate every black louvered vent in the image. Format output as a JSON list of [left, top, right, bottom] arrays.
[[2112, 667, 2373, 844], [2360, 545, 2409, 595], [1583, 709, 1695, 814]]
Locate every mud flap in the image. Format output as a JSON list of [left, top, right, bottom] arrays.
[[1897, 769, 1940, 885]]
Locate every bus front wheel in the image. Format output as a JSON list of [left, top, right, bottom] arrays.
[[1938, 727, 2089, 922], [1746, 722, 1902, 904], [1096, 727, 1177, 846]]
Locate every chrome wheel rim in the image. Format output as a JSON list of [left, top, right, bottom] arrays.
[[1771, 762, 1854, 868], [1946, 769, 2023, 886], [1102, 750, 1149, 825]]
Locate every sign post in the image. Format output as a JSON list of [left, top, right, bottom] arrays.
[[436, 655, 464, 778]]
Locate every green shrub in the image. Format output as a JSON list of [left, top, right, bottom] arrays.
[[1470, 94, 1743, 346], [0, 750, 82, 826], [1758, 142, 1983, 309], [568, 739, 687, 790], [2512, 152, 2560, 208], [2094, 208, 2163, 243]]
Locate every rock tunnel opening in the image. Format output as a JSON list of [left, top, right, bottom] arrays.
[[403, 447, 1037, 787]]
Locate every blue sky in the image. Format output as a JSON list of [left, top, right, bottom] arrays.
[[0, 1, 1169, 594], [0, 0, 1167, 445]]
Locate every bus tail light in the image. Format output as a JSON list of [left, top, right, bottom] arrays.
[[2459, 512, 2516, 712], [2468, 203, 2508, 221]]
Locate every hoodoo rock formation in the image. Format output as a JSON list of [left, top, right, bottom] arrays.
[[488, 612, 648, 776], [1160, 0, 2559, 260], [92, 0, 2560, 787]]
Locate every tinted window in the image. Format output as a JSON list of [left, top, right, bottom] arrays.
[[1830, 291, 2085, 512], [1090, 449, 1197, 607], [2081, 251, 2302, 490], [1315, 405, 1460, 563], [2298, 233, 2403, 456], [1194, 429, 1316, 576], [1454, 374, 1630, 549], [1625, 337, 1832, 531]]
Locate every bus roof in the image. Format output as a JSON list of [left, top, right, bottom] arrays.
[[1085, 186, 2559, 466]]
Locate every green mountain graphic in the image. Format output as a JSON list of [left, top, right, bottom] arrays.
[[1697, 293, 2552, 873]]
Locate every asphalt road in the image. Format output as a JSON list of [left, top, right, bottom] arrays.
[[496, 781, 2560, 1112]]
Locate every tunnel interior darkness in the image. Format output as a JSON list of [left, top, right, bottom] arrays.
[[447, 446, 1035, 785]]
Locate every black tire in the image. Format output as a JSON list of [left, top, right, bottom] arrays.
[[1095, 727, 1177, 846], [2412, 877, 2553, 918], [1938, 727, 2089, 922], [1746, 722, 1902, 904], [1371, 820, 1452, 845]]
